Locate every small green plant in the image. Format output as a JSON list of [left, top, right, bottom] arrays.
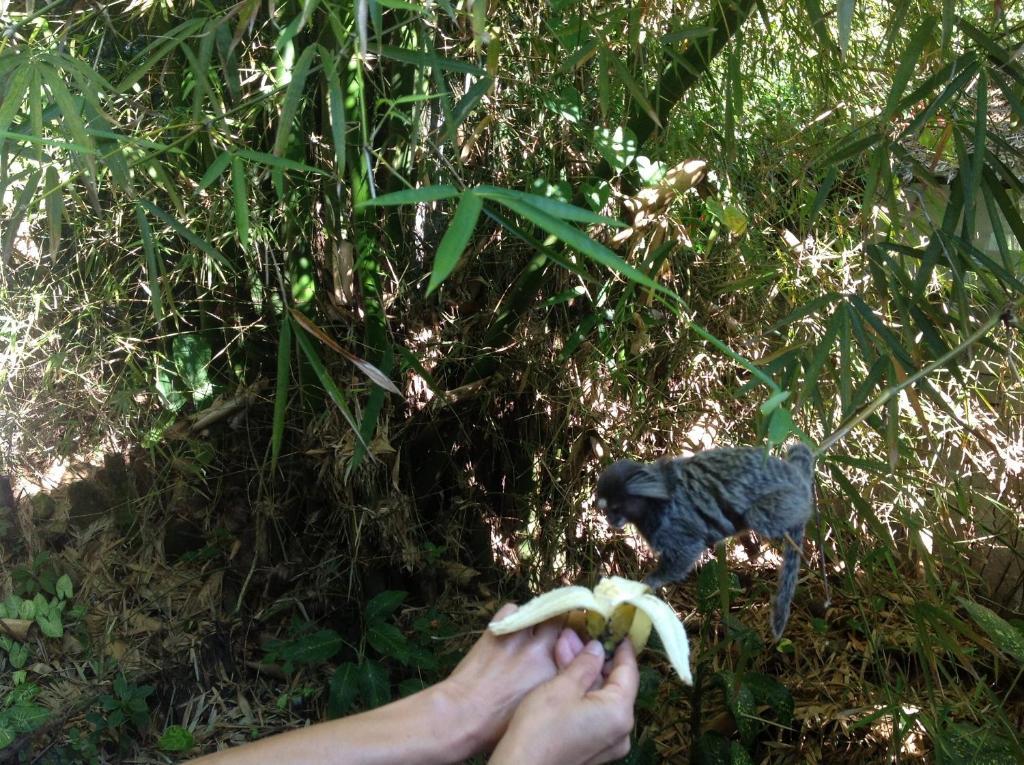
[[82, 673, 155, 757], [157, 724, 196, 753], [317, 592, 458, 718], [0, 683, 49, 749]]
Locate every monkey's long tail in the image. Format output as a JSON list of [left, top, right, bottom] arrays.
[[772, 526, 804, 640]]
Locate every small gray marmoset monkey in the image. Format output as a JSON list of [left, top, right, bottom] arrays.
[[595, 444, 815, 639]]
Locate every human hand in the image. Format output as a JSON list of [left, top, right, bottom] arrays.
[[488, 637, 640, 765], [435, 603, 564, 755]]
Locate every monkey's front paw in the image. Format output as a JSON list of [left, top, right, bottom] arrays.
[[643, 576, 665, 591]]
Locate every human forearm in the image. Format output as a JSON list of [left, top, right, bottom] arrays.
[[190, 682, 481, 765]]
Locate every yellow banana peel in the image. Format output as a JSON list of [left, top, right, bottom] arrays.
[[487, 576, 692, 685]]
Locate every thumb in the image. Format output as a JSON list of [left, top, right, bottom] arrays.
[[559, 639, 605, 693]]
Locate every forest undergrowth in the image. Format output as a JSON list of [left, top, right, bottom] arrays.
[[1, 0, 1023, 762]]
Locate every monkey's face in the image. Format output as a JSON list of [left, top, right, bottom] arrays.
[[596, 460, 661, 529]]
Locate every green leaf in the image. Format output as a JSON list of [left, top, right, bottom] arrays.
[[55, 574, 73, 600], [837, 0, 854, 59], [236, 149, 327, 175], [608, 54, 660, 129], [0, 725, 13, 749], [1, 168, 41, 267], [116, 18, 207, 91], [38, 63, 97, 172], [741, 672, 794, 726], [328, 663, 360, 719], [481, 194, 668, 296], [446, 76, 494, 131], [427, 191, 483, 295], [4, 703, 49, 734], [958, 598, 1024, 664], [198, 151, 232, 190], [378, 45, 485, 76], [474, 186, 624, 227], [231, 155, 250, 254], [356, 185, 460, 208], [365, 590, 407, 623], [0, 65, 32, 157], [136, 204, 164, 324], [157, 725, 196, 752], [271, 317, 292, 473], [882, 21, 932, 121], [282, 629, 345, 665], [293, 325, 371, 455], [43, 165, 64, 257], [357, 661, 391, 709], [320, 49, 347, 177], [139, 200, 234, 274], [172, 334, 214, 406], [35, 608, 63, 639], [8, 641, 29, 669], [767, 407, 795, 446], [273, 44, 317, 157], [593, 125, 638, 173], [760, 390, 791, 415], [366, 622, 410, 662]]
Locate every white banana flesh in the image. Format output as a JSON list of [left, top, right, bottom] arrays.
[[488, 576, 692, 685]]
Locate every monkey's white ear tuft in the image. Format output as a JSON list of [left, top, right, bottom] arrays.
[[625, 464, 670, 500], [596, 498, 608, 510]]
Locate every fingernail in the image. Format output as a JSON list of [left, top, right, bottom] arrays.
[[584, 640, 604, 657]]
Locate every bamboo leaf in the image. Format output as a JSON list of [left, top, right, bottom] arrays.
[[820, 132, 882, 167], [273, 44, 317, 157], [271, 316, 293, 472], [474, 185, 624, 227], [608, 54, 661, 129], [882, 21, 932, 121], [378, 45, 485, 76], [356, 185, 460, 208], [44, 166, 63, 257], [482, 193, 668, 296], [198, 151, 232, 190], [427, 191, 483, 295], [837, 0, 854, 59], [848, 295, 915, 369], [116, 18, 207, 91], [231, 155, 250, 254], [901, 57, 979, 139], [320, 50, 347, 177], [290, 309, 401, 395], [800, 0, 836, 54], [139, 199, 234, 273], [800, 312, 841, 407], [765, 292, 841, 334], [958, 598, 1024, 665], [135, 203, 164, 324], [807, 167, 837, 227], [292, 324, 372, 456], [1, 168, 41, 266], [38, 63, 97, 164], [446, 76, 493, 132], [236, 149, 326, 175]]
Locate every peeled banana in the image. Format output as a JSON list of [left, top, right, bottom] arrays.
[[488, 576, 692, 685]]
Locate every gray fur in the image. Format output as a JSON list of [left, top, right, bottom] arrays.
[[595, 443, 814, 639]]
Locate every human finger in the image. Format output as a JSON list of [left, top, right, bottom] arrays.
[[559, 639, 605, 693], [582, 734, 631, 765], [601, 638, 640, 699], [531, 612, 567, 647], [555, 627, 585, 670], [492, 603, 519, 621]]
